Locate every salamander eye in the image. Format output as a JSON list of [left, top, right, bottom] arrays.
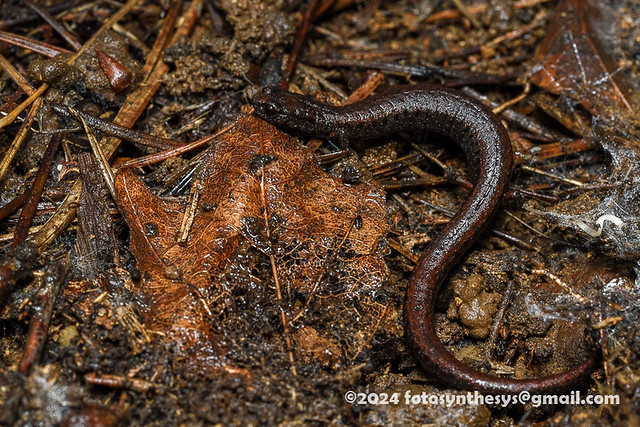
[[263, 86, 278, 95], [266, 101, 278, 113], [261, 100, 278, 115], [252, 94, 279, 120]]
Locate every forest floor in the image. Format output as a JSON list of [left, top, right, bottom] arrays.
[[1, 0, 639, 425]]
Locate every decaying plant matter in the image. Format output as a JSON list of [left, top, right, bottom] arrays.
[[114, 114, 388, 372], [1, 0, 639, 425]]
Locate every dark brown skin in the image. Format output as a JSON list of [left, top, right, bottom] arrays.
[[252, 86, 596, 394]]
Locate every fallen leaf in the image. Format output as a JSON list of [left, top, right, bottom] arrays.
[[528, 0, 640, 260], [530, 0, 640, 124], [114, 115, 389, 372]]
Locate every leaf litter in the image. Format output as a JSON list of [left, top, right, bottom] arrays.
[[529, 0, 640, 260], [1, 0, 640, 425], [114, 114, 389, 373]]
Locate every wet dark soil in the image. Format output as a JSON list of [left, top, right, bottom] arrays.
[[1, 0, 639, 425]]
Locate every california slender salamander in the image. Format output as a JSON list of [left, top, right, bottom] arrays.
[[252, 86, 595, 394]]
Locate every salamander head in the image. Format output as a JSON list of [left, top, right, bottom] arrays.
[[252, 86, 280, 118], [251, 86, 298, 126], [252, 86, 328, 135]]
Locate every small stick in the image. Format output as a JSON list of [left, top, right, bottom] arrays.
[[118, 123, 234, 169], [54, 104, 185, 150], [0, 98, 43, 184], [0, 30, 70, 57], [177, 179, 201, 244], [0, 191, 30, 222], [530, 139, 599, 161], [12, 134, 63, 248], [18, 255, 70, 375], [343, 72, 385, 105], [493, 83, 530, 115], [281, 0, 319, 88], [530, 269, 589, 304], [486, 279, 515, 360], [386, 238, 420, 264], [425, 0, 549, 23], [0, 52, 35, 95], [24, 0, 82, 51], [84, 372, 154, 392], [520, 164, 584, 187], [141, 0, 184, 79], [72, 107, 117, 199]]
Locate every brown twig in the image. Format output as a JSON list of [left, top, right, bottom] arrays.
[[529, 139, 600, 161], [520, 164, 585, 187], [281, 0, 319, 89], [486, 280, 515, 360], [53, 104, 185, 150], [142, 0, 184, 79], [84, 372, 154, 392], [118, 123, 235, 169], [24, 0, 82, 51], [18, 255, 70, 375], [0, 192, 30, 222], [425, 0, 550, 23], [12, 133, 63, 248], [386, 238, 420, 264], [0, 30, 71, 58], [0, 97, 42, 183], [0, 52, 35, 95]]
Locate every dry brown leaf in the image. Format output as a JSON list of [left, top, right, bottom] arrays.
[[114, 115, 389, 371], [530, 0, 640, 123], [527, 0, 640, 260]]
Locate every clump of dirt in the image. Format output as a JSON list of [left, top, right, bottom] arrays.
[[163, 0, 295, 95], [28, 54, 81, 88], [447, 273, 500, 339], [75, 31, 141, 103], [28, 31, 140, 104]]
